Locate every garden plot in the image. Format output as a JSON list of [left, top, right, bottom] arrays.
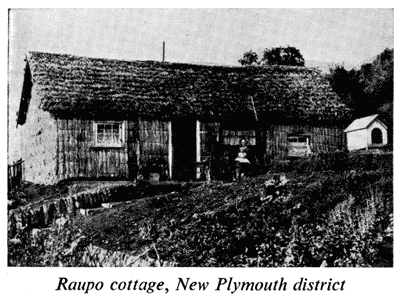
[[75, 169, 392, 267], [8, 163, 393, 267]]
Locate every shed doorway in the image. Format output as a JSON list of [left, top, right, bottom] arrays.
[[172, 119, 197, 181]]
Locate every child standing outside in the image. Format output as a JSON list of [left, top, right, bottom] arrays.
[[235, 138, 251, 179]]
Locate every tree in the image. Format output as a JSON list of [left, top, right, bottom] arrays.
[[262, 46, 305, 66], [326, 63, 352, 101], [239, 46, 305, 67], [359, 48, 393, 107], [238, 50, 259, 66], [326, 48, 393, 120]]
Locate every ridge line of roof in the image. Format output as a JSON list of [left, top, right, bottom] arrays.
[[26, 50, 321, 72]]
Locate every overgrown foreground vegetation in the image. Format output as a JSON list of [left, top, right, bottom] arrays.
[[9, 160, 393, 267]]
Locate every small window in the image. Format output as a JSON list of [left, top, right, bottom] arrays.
[[371, 128, 383, 144], [298, 136, 307, 143], [288, 136, 299, 143], [288, 135, 311, 157], [94, 122, 124, 147]]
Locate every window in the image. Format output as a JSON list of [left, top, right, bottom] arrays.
[[223, 130, 256, 145], [288, 135, 311, 157], [288, 136, 308, 143], [94, 122, 125, 147], [371, 128, 383, 144]]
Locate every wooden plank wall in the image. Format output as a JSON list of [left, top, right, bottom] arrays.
[[138, 120, 169, 171], [56, 119, 129, 180], [127, 120, 139, 178], [199, 122, 220, 161], [264, 124, 346, 160], [55, 119, 345, 181], [199, 122, 345, 162]]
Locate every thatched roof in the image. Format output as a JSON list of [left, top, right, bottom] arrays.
[[18, 51, 352, 125]]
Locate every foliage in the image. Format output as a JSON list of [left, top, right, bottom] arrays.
[[8, 180, 71, 210], [360, 48, 393, 103], [326, 48, 393, 120], [238, 50, 259, 66], [8, 217, 90, 267], [239, 46, 305, 67], [262, 46, 305, 66], [289, 152, 392, 173]]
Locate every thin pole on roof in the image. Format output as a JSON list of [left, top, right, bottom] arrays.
[[162, 41, 165, 62]]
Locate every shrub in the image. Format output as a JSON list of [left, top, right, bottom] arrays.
[[8, 217, 90, 267], [272, 152, 393, 174]]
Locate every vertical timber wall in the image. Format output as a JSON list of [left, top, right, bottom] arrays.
[[199, 122, 220, 161], [44, 118, 170, 182], [56, 119, 129, 180], [198, 122, 345, 162], [264, 124, 346, 160], [138, 120, 170, 175]]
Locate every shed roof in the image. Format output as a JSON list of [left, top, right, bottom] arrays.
[[18, 51, 352, 125], [344, 114, 383, 132]]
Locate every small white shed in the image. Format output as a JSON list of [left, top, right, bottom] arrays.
[[344, 114, 388, 151]]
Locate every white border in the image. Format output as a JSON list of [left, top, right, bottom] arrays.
[[3, 5, 398, 298]]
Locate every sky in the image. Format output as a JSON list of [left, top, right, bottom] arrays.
[[7, 8, 394, 161], [9, 9, 394, 66]]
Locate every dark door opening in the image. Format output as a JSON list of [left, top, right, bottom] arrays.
[[172, 119, 196, 181], [371, 127, 383, 144]]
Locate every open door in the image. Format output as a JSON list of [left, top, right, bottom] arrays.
[[172, 119, 197, 181]]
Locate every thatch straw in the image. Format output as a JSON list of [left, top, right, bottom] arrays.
[[22, 51, 351, 125]]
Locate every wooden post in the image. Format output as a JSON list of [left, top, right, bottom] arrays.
[[196, 120, 201, 179], [256, 126, 264, 170], [168, 121, 173, 179], [136, 137, 141, 175], [55, 119, 60, 178], [124, 120, 129, 178], [216, 121, 224, 180]]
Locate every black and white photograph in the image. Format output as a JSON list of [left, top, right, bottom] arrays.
[[7, 7, 394, 274]]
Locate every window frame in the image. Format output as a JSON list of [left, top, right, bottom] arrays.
[[287, 135, 309, 144], [287, 134, 311, 157], [93, 121, 125, 148]]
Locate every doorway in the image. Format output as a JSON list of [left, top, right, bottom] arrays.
[[172, 119, 197, 181]]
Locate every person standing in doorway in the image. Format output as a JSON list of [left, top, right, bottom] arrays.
[[235, 138, 251, 179]]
